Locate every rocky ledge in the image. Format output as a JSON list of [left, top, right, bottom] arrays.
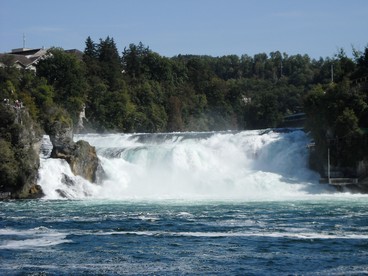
[[49, 120, 102, 183]]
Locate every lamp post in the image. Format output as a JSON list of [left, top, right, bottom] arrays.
[[327, 146, 331, 184], [326, 130, 333, 184]]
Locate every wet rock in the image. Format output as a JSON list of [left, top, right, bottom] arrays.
[[49, 120, 103, 183], [61, 173, 76, 187], [56, 189, 68, 198]]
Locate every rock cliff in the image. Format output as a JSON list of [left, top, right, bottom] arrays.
[[0, 103, 103, 200], [0, 104, 44, 199]]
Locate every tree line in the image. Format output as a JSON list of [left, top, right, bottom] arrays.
[[1, 37, 368, 171], [1, 37, 362, 132], [304, 47, 368, 171]]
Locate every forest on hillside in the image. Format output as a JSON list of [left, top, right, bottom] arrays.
[[1, 37, 368, 171], [0, 36, 365, 133]]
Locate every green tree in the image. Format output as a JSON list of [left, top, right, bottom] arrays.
[[98, 36, 123, 90], [83, 36, 100, 77], [84, 36, 98, 59], [215, 55, 240, 80], [166, 96, 184, 131], [122, 42, 149, 80], [353, 46, 368, 80], [253, 53, 268, 79], [0, 139, 19, 187], [37, 48, 87, 121]]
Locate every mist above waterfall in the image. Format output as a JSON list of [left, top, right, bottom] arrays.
[[38, 130, 330, 200]]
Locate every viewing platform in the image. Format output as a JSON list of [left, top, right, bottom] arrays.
[[319, 178, 358, 186], [320, 177, 368, 193]]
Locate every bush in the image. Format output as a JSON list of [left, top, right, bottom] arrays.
[[0, 139, 19, 188]]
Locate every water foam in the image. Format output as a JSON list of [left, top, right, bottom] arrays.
[[38, 130, 329, 200], [96, 230, 368, 240], [0, 227, 71, 249]]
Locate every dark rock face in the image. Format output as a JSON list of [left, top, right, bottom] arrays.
[[55, 174, 76, 198], [51, 140, 100, 183], [48, 120, 74, 149], [17, 110, 44, 199], [49, 120, 102, 183], [69, 140, 100, 183], [61, 173, 76, 187], [0, 105, 44, 199]]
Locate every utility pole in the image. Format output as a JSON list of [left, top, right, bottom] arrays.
[[331, 64, 334, 83], [327, 146, 331, 184], [280, 59, 283, 78], [23, 33, 26, 49]]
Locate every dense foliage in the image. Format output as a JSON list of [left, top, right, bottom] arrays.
[[0, 37, 363, 134], [79, 37, 367, 133], [304, 47, 368, 172]]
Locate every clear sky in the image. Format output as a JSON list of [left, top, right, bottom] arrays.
[[1, 0, 367, 59]]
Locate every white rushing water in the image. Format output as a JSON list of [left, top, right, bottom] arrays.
[[38, 129, 334, 200]]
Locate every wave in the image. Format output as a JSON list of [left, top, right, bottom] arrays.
[[95, 230, 368, 240], [0, 227, 72, 250]]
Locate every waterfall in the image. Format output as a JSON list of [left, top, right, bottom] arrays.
[[38, 129, 329, 200]]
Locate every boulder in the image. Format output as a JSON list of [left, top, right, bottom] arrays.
[[51, 140, 100, 183], [48, 120, 74, 149], [49, 120, 102, 183]]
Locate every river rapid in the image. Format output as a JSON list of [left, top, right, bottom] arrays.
[[1, 130, 368, 275]]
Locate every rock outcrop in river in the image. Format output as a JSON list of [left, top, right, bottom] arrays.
[[48, 120, 101, 183], [0, 103, 102, 200]]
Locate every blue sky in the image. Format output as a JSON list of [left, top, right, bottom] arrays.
[[1, 0, 367, 59]]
